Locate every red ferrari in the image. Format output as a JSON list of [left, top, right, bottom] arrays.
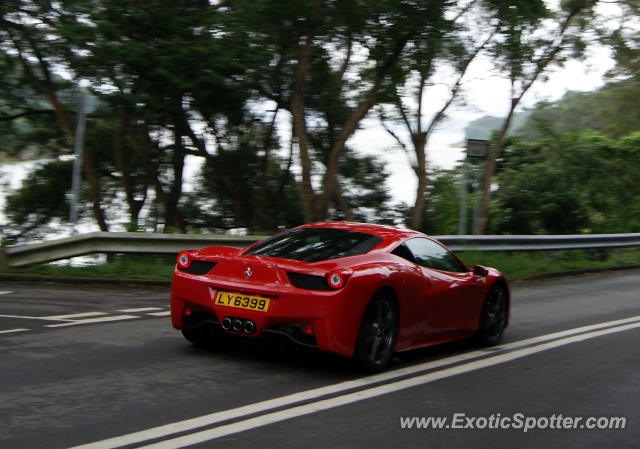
[[170, 222, 509, 372]]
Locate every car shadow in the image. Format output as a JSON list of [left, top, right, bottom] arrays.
[[178, 331, 490, 379]]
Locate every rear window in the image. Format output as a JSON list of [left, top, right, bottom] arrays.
[[245, 228, 382, 262]]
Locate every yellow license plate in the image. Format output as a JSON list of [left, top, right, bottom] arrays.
[[214, 291, 270, 312]]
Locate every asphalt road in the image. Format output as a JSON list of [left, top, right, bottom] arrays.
[[1, 269, 639, 449]]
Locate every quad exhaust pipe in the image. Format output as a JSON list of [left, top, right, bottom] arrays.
[[222, 316, 256, 334], [243, 320, 256, 334]]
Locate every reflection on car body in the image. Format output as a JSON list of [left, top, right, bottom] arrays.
[[170, 221, 509, 372]]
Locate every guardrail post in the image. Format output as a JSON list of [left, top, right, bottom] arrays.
[[0, 247, 7, 266]]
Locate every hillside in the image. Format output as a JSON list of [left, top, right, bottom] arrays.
[[464, 78, 640, 142]]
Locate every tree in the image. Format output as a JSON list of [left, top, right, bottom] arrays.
[[492, 130, 640, 234], [421, 169, 464, 235], [0, 59, 68, 159], [379, 0, 496, 230], [1, 0, 110, 231], [599, 0, 639, 82], [3, 160, 73, 243], [474, 0, 598, 234], [248, 0, 467, 222], [199, 122, 304, 233], [55, 0, 273, 232]]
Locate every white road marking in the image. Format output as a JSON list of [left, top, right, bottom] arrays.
[[44, 312, 108, 320], [0, 291, 12, 295], [0, 307, 168, 335], [0, 314, 44, 320], [140, 321, 640, 449], [0, 328, 29, 334], [118, 307, 164, 313], [146, 311, 171, 317], [0, 312, 107, 321], [46, 315, 140, 328], [67, 314, 640, 449]]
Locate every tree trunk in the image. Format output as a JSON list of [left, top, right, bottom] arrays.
[[474, 99, 517, 235], [317, 36, 410, 220], [13, 38, 110, 232], [290, 33, 316, 222], [474, 9, 582, 235], [410, 131, 427, 230], [114, 114, 146, 230], [164, 103, 186, 232], [251, 106, 279, 231], [82, 149, 109, 232], [332, 176, 353, 221], [274, 135, 295, 226]]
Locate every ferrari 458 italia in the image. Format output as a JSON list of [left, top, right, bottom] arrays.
[[170, 222, 509, 371]]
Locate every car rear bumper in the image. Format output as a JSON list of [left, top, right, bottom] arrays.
[[170, 269, 362, 357]]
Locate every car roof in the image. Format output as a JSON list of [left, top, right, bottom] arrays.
[[299, 221, 425, 244]]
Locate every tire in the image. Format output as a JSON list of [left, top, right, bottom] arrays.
[[353, 294, 398, 373], [477, 284, 509, 346], [182, 324, 218, 347]]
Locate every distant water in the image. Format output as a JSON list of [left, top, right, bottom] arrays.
[[352, 125, 466, 205], [0, 140, 464, 237], [0, 156, 206, 243], [0, 159, 51, 230]]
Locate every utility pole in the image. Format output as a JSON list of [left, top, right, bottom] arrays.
[[69, 89, 87, 233], [462, 139, 488, 235], [458, 160, 467, 235]]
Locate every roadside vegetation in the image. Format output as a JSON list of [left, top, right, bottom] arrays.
[[1, 255, 176, 281], [1, 1, 638, 245], [2, 248, 640, 282], [1, 1, 638, 279], [461, 248, 640, 281]]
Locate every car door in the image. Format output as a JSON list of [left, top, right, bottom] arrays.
[[402, 237, 484, 339]]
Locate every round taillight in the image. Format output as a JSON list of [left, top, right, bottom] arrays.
[[327, 271, 344, 289], [177, 251, 191, 269], [300, 323, 314, 336]]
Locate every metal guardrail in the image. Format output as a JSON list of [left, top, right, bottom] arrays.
[[2, 232, 264, 268], [2, 232, 640, 267], [436, 233, 640, 252]]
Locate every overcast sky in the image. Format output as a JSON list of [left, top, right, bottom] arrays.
[[351, 41, 617, 205]]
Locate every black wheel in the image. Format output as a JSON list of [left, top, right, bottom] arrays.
[[353, 294, 398, 373], [477, 284, 508, 346], [182, 324, 219, 347]]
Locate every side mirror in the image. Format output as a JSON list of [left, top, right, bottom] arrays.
[[473, 265, 488, 277]]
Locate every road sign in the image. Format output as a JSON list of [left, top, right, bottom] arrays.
[[467, 139, 488, 157]]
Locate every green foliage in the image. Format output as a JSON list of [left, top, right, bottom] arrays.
[[3, 160, 73, 242], [199, 124, 304, 233], [485, 0, 552, 80], [2, 254, 176, 280], [599, 2, 639, 82], [5, 248, 639, 282], [1, 0, 636, 241], [337, 149, 396, 224], [492, 130, 640, 234], [0, 58, 70, 159], [64, 0, 255, 117], [461, 248, 640, 280], [420, 170, 462, 235]]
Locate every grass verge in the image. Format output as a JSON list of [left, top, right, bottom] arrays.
[[1, 248, 640, 282], [460, 247, 640, 280], [1, 254, 175, 281]]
